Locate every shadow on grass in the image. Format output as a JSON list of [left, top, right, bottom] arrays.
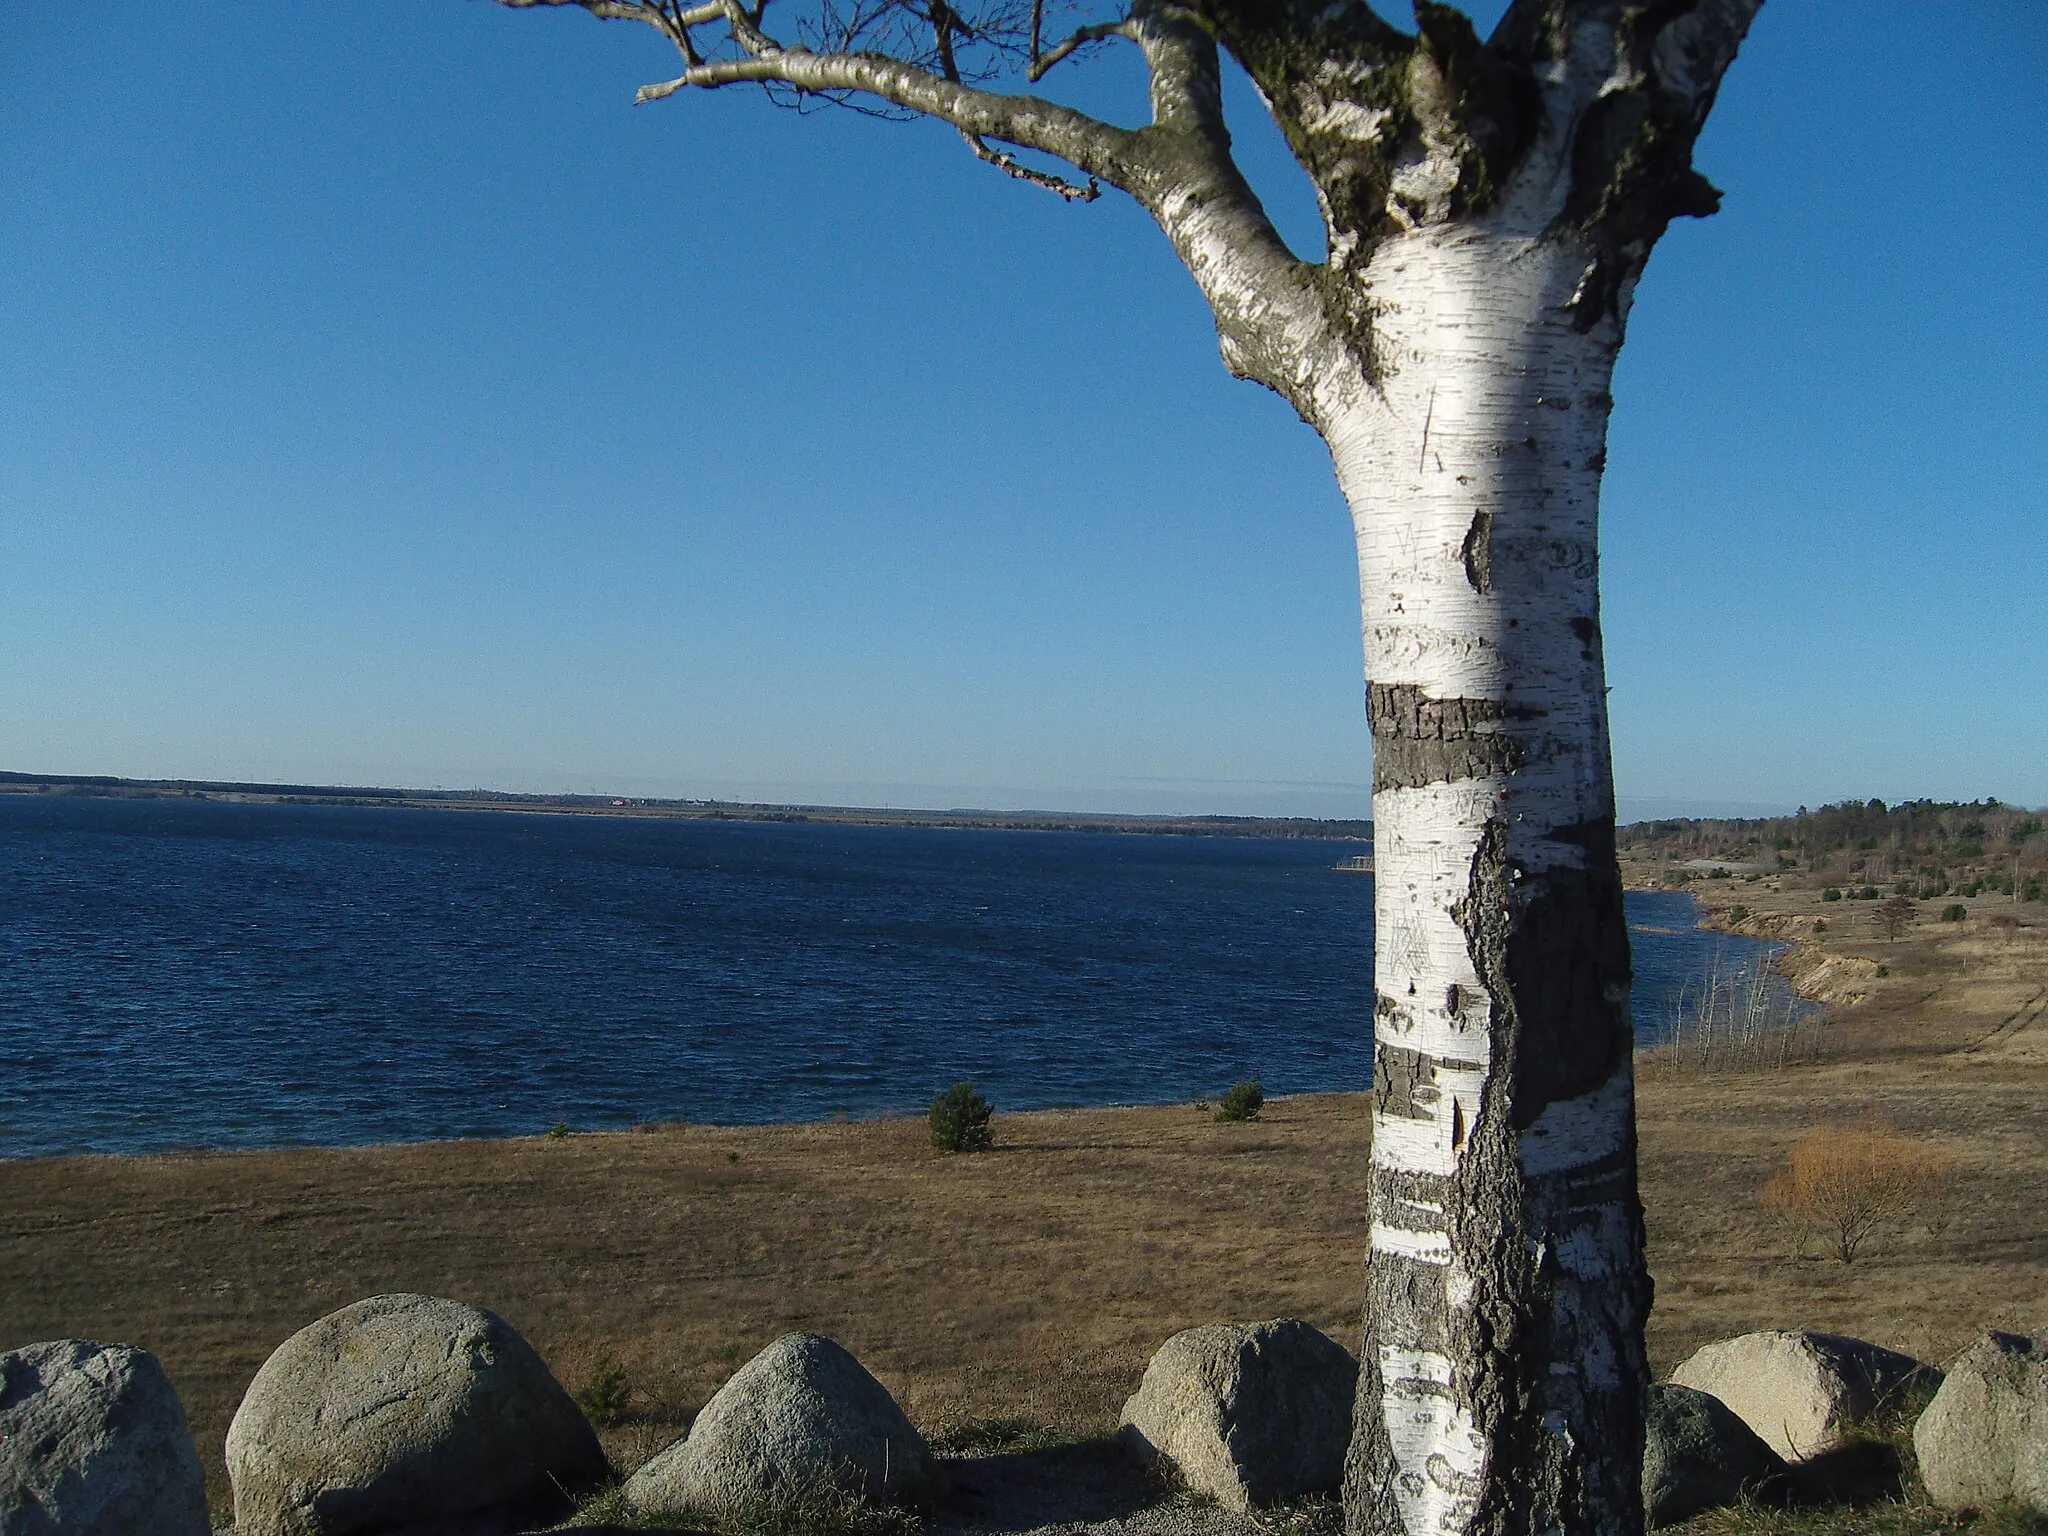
[[1669, 1418, 2048, 1536], [932, 1436, 1165, 1533]]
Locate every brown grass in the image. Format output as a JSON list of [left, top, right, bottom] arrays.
[[0, 1100, 1370, 1513], [2, 881, 2045, 1521]]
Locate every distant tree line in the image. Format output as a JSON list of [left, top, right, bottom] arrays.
[[0, 771, 1371, 842], [1622, 799, 2046, 902]]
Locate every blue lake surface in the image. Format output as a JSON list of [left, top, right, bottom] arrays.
[[0, 795, 1784, 1156]]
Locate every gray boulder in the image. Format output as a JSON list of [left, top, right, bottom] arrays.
[[0, 1339, 209, 1536], [624, 1334, 931, 1518], [225, 1293, 607, 1536], [1669, 1330, 1938, 1462], [1914, 1332, 2048, 1513], [1117, 1319, 1356, 1511], [1643, 1382, 1788, 1527]]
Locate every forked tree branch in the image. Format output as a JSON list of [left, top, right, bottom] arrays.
[[493, 0, 1340, 411], [628, 43, 1142, 187], [1027, 19, 1133, 81], [959, 130, 1102, 198]]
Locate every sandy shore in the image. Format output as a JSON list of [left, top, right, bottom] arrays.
[[3, 881, 2044, 1519]]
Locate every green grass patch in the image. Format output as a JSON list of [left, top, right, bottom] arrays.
[[561, 1477, 925, 1535], [927, 1416, 1097, 1455]]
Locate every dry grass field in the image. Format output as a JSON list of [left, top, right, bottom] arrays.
[[2, 882, 2044, 1522]]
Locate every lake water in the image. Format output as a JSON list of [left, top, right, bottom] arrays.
[[0, 795, 1788, 1156]]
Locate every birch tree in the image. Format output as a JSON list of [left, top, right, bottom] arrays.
[[495, 0, 1759, 1529]]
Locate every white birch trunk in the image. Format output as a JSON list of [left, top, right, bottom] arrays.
[[504, 4, 1762, 1531], [1328, 224, 1647, 1536]]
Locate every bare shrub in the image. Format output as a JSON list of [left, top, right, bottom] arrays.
[[1657, 946, 1823, 1072], [1759, 1120, 1953, 1263]]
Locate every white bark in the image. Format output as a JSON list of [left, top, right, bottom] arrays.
[[1327, 222, 1644, 1536], [492, 6, 1764, 1532]]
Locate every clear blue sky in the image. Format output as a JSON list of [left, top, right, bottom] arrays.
[[3, 2, 2042, 819]]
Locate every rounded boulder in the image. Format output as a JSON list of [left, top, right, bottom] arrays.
[[0, 1339, 210, 1536], [1914, 1331, 2048, 1513], [1643, 1382, 1788, 1527], [1117, 1319, 1357, 1511], [624, 1334, 930, 1518], [1669, 1329, 1937, 1462], [225, 1293, 607, 1536]]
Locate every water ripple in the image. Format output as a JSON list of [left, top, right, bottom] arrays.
[[0, 796, 1786, 1156]]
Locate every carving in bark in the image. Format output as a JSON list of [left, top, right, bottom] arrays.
[[488, 2, 1763, 1531]]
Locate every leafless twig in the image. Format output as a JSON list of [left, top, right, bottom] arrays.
[[1026, 19, 1129, 80]]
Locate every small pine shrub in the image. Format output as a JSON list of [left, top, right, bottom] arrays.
[[577, 1349, 632, 1427], [1941, 903, 1968, 922], [929, 1082, 994, 1152], [1857, 885, 1882, 901], [544, 1120, 570, 1141], [1725, 905, 1750, 923], [1215, 1079, 1264, 1123], [1821, 888, 1843, 902]]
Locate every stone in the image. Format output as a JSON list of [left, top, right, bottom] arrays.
[[0, 1339, 210, 1536], [225, 1293, 607, 1536], [1116, 1319, 1356, 1512], [1669, 1329, 1938, 1462], [1642, 1382, 1788, 1527], [624, 1333, 931, 1518], [1913, 1331, 2048, 1513]]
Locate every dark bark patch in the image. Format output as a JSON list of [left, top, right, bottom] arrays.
[[1367, 683, 1534, 791], [1350, 1239, 1455, 1532], [1460, 509, 1493, 592], [1370, 1163, 1453, 1213], [1373, 1042, 1439, 1121], [1556, 2, 1752, 328], [1442, 813, 1644, 1535], [1374, 1042, 1482, 1121], [1502, 817, 1633, 1131]]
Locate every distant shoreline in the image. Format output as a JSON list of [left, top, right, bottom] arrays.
[[0, 770, 1371, 842]]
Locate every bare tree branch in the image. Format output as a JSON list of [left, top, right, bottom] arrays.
[[1026, 19, 1132, 81], [630, 46, 1129, 172], [958, 129, 1101, 198], [494, 0, 1338, 410], [1117, 2, 1339, 411]]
